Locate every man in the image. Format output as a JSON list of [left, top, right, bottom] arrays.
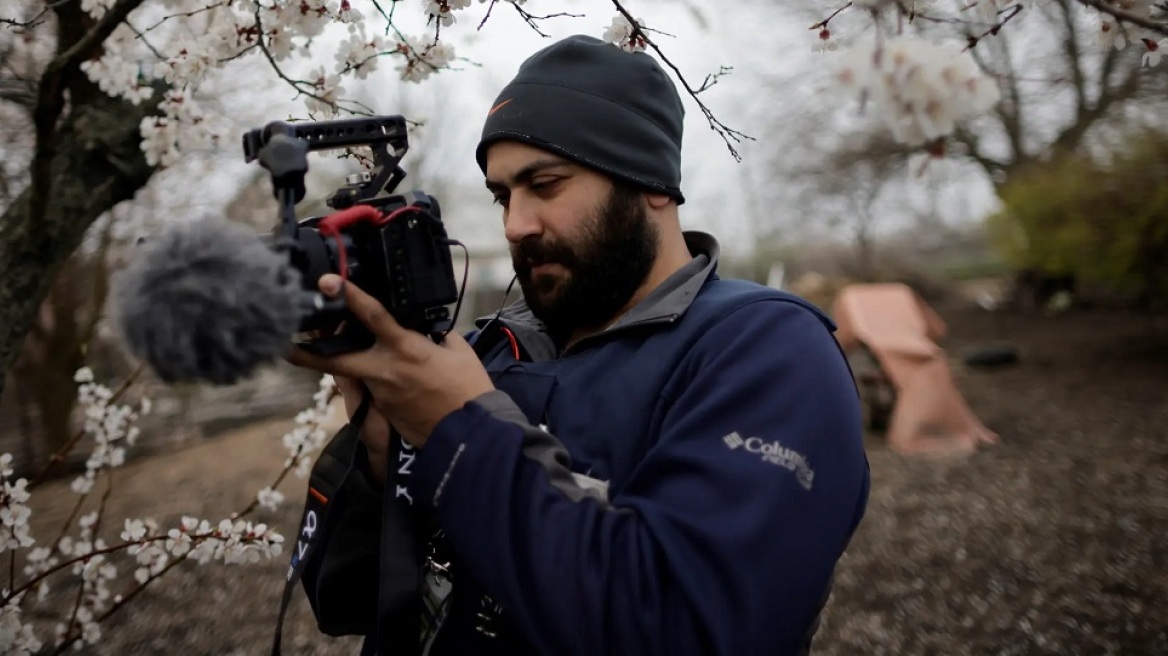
[[288, 34, 869, 656]]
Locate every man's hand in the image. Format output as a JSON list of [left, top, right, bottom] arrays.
[[287, 274, 495, 452]]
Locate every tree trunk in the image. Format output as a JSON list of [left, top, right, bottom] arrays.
[[0, 83, 161, 398]]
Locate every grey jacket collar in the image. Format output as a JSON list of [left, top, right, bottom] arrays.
[[475, 231, 720, 358]]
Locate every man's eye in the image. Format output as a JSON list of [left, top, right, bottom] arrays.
[[492, 195, 509, 207], [530, 178, 560, 192]]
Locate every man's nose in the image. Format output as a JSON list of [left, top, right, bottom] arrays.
[[503, 196, 543, 244]]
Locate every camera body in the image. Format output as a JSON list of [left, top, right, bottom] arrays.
[[243, 115, 459, 355]]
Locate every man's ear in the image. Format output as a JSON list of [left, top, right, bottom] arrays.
[[645, 192, 673, 210]]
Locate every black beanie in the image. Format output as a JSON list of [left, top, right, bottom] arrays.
[[476, 34, 686, 204]]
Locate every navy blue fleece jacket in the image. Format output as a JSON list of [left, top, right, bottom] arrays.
[[303, 232, 869, 656]]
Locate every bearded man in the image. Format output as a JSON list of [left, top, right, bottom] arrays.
[[288, 34, 870, 656]]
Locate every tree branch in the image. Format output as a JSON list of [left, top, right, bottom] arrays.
[[1058, 0, 1089, 117], [251, 7, 377, 116], [44, 0, 145, 81], [953, 125, 1009, 174], [31, 0, 148, 226], [1074, 0, 1168, 36], [0, 80, 37, 108], [1049, 64, 1141, 156], [0, 0, 71, 29], [965, 41, 1025, 163], [509, 4, 584, 37], [607, 0, 753, 161]]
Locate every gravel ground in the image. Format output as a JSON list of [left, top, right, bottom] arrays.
[[18, 301, 1168, 655], [816, 304, 1168, 656]]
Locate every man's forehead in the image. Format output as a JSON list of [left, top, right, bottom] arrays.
[[484, 142, 574, 184]]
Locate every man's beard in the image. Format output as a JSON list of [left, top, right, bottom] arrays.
[[511, 183, 659, 342]]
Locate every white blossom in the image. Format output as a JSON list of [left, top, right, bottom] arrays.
[[304, 66, 346, 117], [834, 34, 1001, 147], [424, 0, 472, 26], [120, 519, 148, 543], [153, 35, 218, 88], [814, 28, 839, 53], [282, 375, 337, 478], [0, 603, 42, 655], [79, 0, 114, 19], [395, 35, 456, 83], [139, 89, 227, 168], [602, 15, 648, 53], [337, 0, 363, 24], [1097, 19, 1129, 50], [0, 463, 35, 553], [1142, 37, 1167, 67], [335, 31, 386, 80], [78, 24, 154, 105], [257, 487, 286, 511]]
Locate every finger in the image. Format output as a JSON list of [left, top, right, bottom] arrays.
[[332, 374, 364, 397], [331, 374, 362, 401], [439, 330, 475, 353], [283, 342, 368, 379], [319, 274, 409, 343]]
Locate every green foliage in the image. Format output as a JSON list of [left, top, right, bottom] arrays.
[[987, 128, 1168, 303], [934, 253, 1010, 282]]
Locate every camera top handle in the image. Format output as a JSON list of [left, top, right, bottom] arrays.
[[242, 116, 412, 247]]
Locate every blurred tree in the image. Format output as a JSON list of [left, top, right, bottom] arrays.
[[755, 0, 1167, 284], [0, 1, 163, 399], [987, 126, 1168, 308], [954, 0, 1168, 186], [7, 224, 117, 463], [787, 130, 917, 281]]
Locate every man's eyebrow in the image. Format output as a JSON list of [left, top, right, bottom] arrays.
[[484, 157, 573, 192]]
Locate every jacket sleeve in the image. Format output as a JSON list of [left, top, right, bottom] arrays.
[[412, 299, 871, 655]]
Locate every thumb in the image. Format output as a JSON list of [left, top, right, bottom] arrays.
[[439, 330, 475, 353]]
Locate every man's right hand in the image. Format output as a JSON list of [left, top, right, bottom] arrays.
[[333, 375, 391, 484]]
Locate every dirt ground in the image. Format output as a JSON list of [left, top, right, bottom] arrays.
[[17, 296, 1168, 655]]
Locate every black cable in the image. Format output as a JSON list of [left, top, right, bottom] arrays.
[[445, 238, 471, 333], [494, 274, 518, 322]]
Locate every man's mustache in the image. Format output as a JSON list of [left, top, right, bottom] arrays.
[[512, 238, 577, 274]]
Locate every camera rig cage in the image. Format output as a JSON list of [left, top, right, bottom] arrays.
[[242, 115, 463, 355]]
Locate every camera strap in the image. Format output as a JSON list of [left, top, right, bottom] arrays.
[[270, 390, 372, 656]]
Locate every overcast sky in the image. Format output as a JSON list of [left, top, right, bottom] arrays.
[[139, 0, 1004, 258]]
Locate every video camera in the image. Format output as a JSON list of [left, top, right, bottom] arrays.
[[242, 115, 461, 355]]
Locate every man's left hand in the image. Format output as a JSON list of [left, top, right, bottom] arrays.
[[286, 274, 495, 448]]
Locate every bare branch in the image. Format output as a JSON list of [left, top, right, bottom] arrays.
[[962, 4, 1026, 51], [0, 0, 70, 29], [1057, 0, 1088, 116], [966, 22, 1026, 162], [1074, 0, 1168, 36], [696, 66, 734, 94], [810, 2, 853, 30], [608, 0, 753, 161], [478, 0, 500, 30], [140, 0, 228, 33], [952, 125, 1009, 173], [369, 0, 412, 44], [122, 19, 166, 61], [1050, 65, 1142, 155], [251, 7, 377, 117], [510, 4, 584, 38]]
